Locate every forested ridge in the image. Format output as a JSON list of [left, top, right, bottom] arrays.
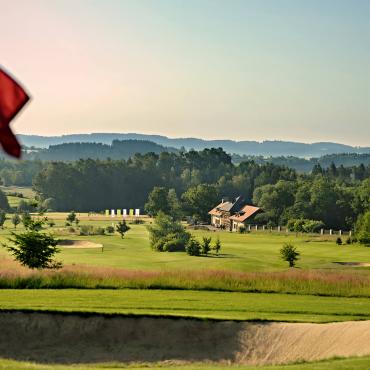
[[31, 148, 370, 230]]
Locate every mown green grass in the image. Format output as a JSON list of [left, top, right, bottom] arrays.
[[0, 356, 369, 370], [0, 289, 369, 322], [1, 223, 368, 274]]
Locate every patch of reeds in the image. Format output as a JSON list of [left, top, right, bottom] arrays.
[[0, 257, 369, 297]]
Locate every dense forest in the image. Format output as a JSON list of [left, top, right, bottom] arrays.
[[20, 140, 178, 161], [32, 148, 369, 230]]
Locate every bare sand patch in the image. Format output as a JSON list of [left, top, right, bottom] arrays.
[[0, 312, 369, 365], [334, 262, 370, 267], [58, 240, 103, 249]]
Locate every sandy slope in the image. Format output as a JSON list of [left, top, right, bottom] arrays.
[[0, 312, 369, 365], [57, 240, 103, 249]]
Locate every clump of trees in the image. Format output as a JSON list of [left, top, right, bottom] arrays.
[[147, 212, 190, 252], [147, 213, 222, 256], [280, 243, 300, 268], [2, 219, 61, 269]]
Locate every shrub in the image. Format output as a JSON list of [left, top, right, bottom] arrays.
[[238, 226, 246, 234], [280, 243, 300, 268], [148, 212, 190, 252], [345, 237, 352, 244], [79, 225, 106, 236], [287, 219, 324, 233], [201, 237, 212, 255], [95, 227, 105, 235], [105, 226, 114, 233], [131, 218, 144, 225], [336, 237, 342, 245], [186, 237, 201, 256]]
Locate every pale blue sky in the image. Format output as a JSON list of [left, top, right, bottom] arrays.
[[1, 0, 369, 145]]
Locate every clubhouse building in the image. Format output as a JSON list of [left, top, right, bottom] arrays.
[[208, 196, 261, 232]]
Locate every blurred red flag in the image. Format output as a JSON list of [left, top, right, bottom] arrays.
[[0, 67, 30, 158]]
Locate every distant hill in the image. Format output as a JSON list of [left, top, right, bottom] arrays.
[[232, 153, 370, 173], [20, 140, 178, 161], [18, 133, 370, 158]]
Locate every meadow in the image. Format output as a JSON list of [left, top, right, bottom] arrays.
[[0, 211, 369, 369]]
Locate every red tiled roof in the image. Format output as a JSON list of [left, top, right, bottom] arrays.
[[229, 205, 260, 222]]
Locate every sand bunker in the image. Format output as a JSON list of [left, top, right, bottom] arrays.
[[0, 312, 369, 365], [58, 240, 103, 249], [334, 262, 370, 267]]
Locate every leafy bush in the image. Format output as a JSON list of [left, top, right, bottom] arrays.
[[105, 225, 114, 233], [147, 212, 190, 252], [287, 219, 324, 233], [336, 237, 342, 245], [280, 243, 300, 267], [79, 225, 105, 236], [345, 237, 352, 244], [238, 225, 246, 234], [130, 218, 144, 224], [186, 237, 201, 256]]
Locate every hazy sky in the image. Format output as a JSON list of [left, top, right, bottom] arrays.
[[1, 0, 369, 145]]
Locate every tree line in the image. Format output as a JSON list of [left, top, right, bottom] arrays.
[[30, 148, 369, 231]]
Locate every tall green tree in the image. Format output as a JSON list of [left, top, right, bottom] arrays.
[[144, 187, 171, 216], [181, 184, 219, 223]]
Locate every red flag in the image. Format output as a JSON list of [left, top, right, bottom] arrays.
[[0, 67, 30, 158]]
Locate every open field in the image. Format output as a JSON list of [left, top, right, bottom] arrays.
[[1, 289, 369, 322], [0, 357, 369, 370], [1, 213, 369, 368], [0, 221, 369, 274]]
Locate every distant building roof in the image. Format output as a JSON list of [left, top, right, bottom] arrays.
[[209, 196, 246, 216], [229, 205, 261, 222]]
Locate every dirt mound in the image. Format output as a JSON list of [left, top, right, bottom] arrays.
[[0, 312, 369, 365], [58, 240, 103, 249]]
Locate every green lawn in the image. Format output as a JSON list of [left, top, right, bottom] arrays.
[[1, 222, 368, 273], [0, 357, 369, 370], [0, 289, 369, 322]]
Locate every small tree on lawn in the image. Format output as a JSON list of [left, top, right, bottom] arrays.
[[116, 220, 130, 239], [186, 237, 201, 256], [12, 214, 21, 229], [213, 237, 222, 255], [201, 237, 212, 255], [280, 243, 300, 268], [336, 237, 342, 245], [21, 212, 32, 229], [66, 211, 76, 224], [2, 220, 61, 269], [0, 210, 6, 229]]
